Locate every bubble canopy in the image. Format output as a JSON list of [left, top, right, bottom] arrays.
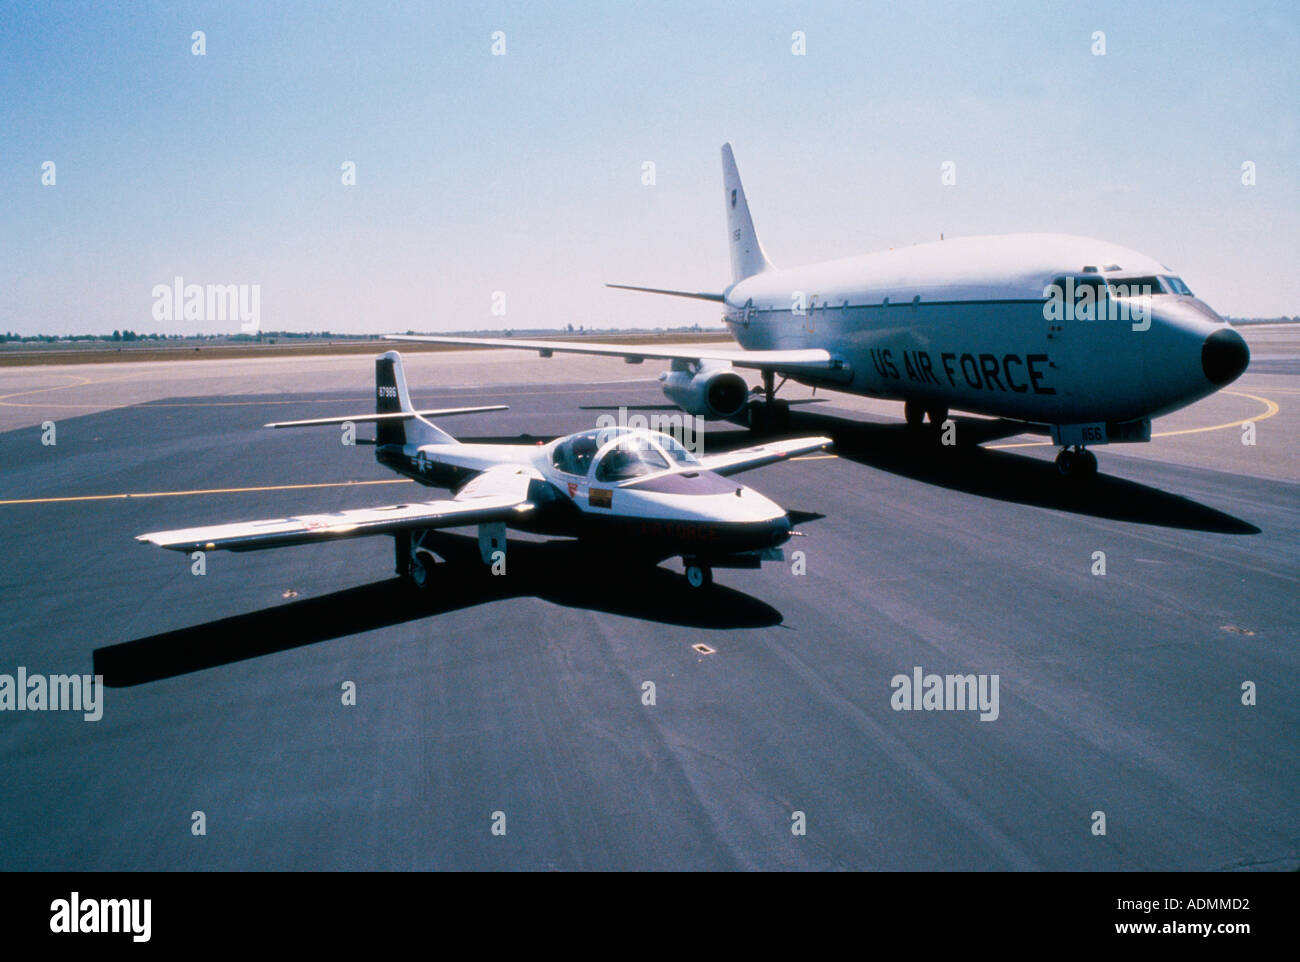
[[550, 427, 699, 480]]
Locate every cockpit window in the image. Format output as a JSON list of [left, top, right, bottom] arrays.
[[556, 427, 695, 480], [656, 434, 700, 466], [1049, 275, 1109, 298], [1047, 275, 1110, 321], [552, 434, 600, 475], [1109, 276, 1166, 297], [595, 436, 669, 481], [1161, 275, 1193, 296]]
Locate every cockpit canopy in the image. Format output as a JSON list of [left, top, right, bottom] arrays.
[[551, 427, 699, 481]]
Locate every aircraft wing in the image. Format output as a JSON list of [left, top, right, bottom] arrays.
[[384, 334, 843, 374], [265, 405, 507, 429], [697, 436, 833, 476], [136, 464, 537, 553]]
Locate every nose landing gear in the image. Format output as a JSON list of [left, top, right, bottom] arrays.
[[1055, 446, 1098, 478]]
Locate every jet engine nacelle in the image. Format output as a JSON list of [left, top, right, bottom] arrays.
[[659, 361, 749, 420]]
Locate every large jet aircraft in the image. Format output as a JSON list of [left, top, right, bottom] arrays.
[[388, 143, 1250, 477], [136, 352, 830, 589]]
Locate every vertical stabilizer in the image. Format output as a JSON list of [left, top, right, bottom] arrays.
[[375, 351, 457, 446], [721, 143, 773, 283]]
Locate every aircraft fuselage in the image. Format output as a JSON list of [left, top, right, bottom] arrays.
[[722, 232, 1247, 427]]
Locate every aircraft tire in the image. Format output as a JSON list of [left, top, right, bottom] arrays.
[[1056, 448, 1098, 479], [407, 548, 437, 590], [685, 563, 713, 589]]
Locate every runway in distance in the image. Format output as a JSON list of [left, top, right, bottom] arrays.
[[388, 143, 1251, 477], [135, 352, 830, 589]]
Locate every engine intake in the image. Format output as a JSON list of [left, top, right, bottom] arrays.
[[660, 364, 749, 420]]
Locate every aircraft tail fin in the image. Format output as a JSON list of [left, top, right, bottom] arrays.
[[376, 351, 458, 446], [722, 142, 773, 283]]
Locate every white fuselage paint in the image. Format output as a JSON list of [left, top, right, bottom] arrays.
[[405, 431, 787, 527], [721, 233, 1234, 425], [410, 436, 780, 525]]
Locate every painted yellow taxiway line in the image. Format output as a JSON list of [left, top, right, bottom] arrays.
[[987, 390, 1279, 450]]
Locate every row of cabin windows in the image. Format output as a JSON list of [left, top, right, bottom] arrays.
[[734, 273, 1193, 317]]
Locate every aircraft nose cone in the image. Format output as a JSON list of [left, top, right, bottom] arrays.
[[1201, 328, 1250, 385], [769, 514, 792, 546]]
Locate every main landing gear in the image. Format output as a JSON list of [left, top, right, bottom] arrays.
[[748, 370, 791, 434], [397, 524, 509, 591], [1055, 446, 1098, 479], [396, 529, 440, 590]]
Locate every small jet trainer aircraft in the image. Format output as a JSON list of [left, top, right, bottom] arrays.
[[136, 352, 830, 589], [387, 143, 1250, 478]]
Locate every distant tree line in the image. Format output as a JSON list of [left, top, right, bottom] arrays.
[[2, 325, 723, 343]]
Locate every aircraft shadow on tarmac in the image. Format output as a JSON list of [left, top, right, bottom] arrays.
[[714, 409, 1261, 535], [94, 535, 782, 687]]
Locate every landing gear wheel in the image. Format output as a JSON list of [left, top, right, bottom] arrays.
[[401, 530, 439, 591], [904, 401, 925, 430], [408, 549, 438, 590], [1078, 449, 1098, 477], [684, 563, 713, 589], [926, 405, 948, 428], [1055, 447, 1098, 479]]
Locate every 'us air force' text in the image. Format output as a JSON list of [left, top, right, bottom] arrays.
[[870, 349, 1055, 395]]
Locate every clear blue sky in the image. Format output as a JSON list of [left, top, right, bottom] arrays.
[[2, 0, 1296, 335]]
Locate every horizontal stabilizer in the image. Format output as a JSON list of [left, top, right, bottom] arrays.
[[266, 405, 507, 429], [606, 284, 725, 302]]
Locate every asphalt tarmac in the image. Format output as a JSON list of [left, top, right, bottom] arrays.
[[0, 332, 1295, 870]]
